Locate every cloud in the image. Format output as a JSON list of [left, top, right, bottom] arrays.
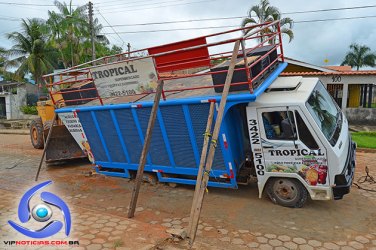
[[0, 0, 375, 68]]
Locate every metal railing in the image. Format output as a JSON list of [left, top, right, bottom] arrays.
[[43, 20, 284, 107]]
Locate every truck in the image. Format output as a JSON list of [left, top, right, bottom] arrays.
[[44, 21, 356, 207]]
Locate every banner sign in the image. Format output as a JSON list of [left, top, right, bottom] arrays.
[[58, 112, 95, 163], [89, 57, 158, 98]]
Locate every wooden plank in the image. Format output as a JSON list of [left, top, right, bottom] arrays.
[[187, 101, 215, 236], [127, 80, 165, 218], [35, 113, 57, 181], [188, 40, 241, 245]]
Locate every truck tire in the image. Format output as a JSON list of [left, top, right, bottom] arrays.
[[266, 178, 308, 208], [30, 118, 44, 149]]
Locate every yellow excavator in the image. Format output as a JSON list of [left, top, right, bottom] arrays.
[[29, 97, 87, 162]]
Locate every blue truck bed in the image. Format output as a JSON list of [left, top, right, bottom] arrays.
[[56, 62, 287, 188]]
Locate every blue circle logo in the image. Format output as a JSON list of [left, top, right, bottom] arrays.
[[32, 204, 52, 222], [36, 207, 48, 218], [8, 180, 71, 238]]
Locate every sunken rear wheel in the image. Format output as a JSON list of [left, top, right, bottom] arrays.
[[266, 178, 308, 208], [30, 118, 44, 149]]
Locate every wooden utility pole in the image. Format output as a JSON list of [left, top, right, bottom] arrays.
[[188, 40, 241, 245], [88, 1, 96, 65], [128, 80, 165, 218], [127, 43, 131, 59], [187, 101, 215, 236]]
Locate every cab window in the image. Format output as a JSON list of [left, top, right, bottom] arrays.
[[262, 111, 297, 140], [295, 112, 319, 149]]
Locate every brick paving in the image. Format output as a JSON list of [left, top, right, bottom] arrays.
[[0, 189, 169, 250], [0, 135, 376, 249]]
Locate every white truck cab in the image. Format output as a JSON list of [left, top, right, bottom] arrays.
[[246, 76, 356, 207]]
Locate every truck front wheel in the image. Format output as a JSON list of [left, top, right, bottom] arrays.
[[30, 118, 44, 149], [266, 178, 308, 208]]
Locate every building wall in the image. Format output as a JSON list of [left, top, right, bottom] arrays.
[[10, 86, 27, 119], [5, 95, 10, 119], [0, 85, 27, 120], [345, 108, 376, 125]]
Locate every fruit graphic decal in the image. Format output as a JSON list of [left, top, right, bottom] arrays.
[[266, 155, 328, 186], [305, 168, 319, 185]]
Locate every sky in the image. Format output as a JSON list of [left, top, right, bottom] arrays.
[[0, 0, 376, 68]]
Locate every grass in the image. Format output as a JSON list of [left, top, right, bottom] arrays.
[[351, 131, 376, 149], [113, 239, 124, 248]]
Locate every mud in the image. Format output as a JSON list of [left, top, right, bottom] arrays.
[[1, 134, 375, 248]]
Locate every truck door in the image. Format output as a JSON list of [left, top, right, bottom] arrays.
[[256, 107, 329, 188]]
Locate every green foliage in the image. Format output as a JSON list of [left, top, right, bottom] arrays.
[[3, 1, 124, 86], [20, 105, 38, 115], [6, 18, 58, 86], [341, 43, 376, 70], [0, 46, 5, 68], [211, 58, 226, 66], [47, 0, 117, 67], [351, 132, 376, 149], [241, 0, 294, 43]]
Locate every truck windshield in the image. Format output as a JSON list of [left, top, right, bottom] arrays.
[[306, 81, 341, 146]]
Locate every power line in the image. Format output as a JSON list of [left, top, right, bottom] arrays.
[[101, 4, 376, 27], [96, 7, 126, 47], [0, 17, 20, 22], [95, 0, 150, 6], [103, 25, 237, 34], [99, 0, 216, 14], [95, 0, 168, 6], [103, 16, 244, 28], [101, 14, 376, 34], [0, 1, 59, 6], [99, 0, 192, 11], [0, 1, 81, 7], [98, 1, 376, 14], [294, 15, 376, 23], [283, 4, 376, 15]]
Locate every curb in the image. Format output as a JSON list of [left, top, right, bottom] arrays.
[[357, 148, 376, 153], [0, 129, 29, 135]]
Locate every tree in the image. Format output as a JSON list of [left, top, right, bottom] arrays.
[[341, 43, 376, 70], [6, 18, 57, 94], [0, 46, 6, 72], [48, 0, 89, 68], [48, 1, 112, 67], [307, 90, 336, 139], [241, 0, 294, 43]]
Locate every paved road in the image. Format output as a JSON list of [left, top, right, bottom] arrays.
[[0, 134, 375, 250]]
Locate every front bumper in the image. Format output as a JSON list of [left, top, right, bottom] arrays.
[[332, 140, 356, 200]]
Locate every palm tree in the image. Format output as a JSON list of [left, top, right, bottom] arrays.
[[48, 0, 110, 67], [341, 43, 376, 70], [6, 18, 57, 96], [0, 47, 6, 72], [307, 90, 336, 138], [48, 0, 89, 67], [241, 0, 294, 43]]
